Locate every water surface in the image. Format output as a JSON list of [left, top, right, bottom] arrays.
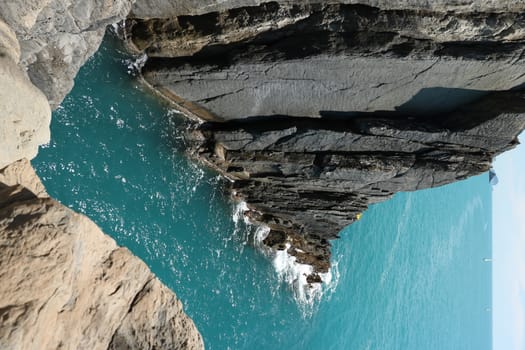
[[34, 32, 492, 350]]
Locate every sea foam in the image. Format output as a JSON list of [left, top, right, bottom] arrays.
[[232, 201, 339, 314]]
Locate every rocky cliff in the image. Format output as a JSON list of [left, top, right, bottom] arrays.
[[1, 3, 204, 347], [0, 0, 135, 108], [190, 92, 525, 278], [0, 159, 204, 350], [0, 19, 51, 169], [124, 1, 525, 281]]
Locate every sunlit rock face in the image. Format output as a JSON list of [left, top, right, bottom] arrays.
[[0, 19, 51, 169], [0, 159, 204, 350], [0, 0, 135, 108], [125, 1, 525, 281]]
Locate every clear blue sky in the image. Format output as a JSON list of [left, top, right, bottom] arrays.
[[493, 131, 525, 350]]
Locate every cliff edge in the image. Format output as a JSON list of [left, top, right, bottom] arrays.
[[0, 159, 204, 350]]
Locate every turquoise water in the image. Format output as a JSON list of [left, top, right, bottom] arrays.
[[34, 32, 492, 350]]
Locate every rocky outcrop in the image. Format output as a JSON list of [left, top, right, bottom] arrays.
[[0, 0, 135, 108], [125, 1, 525, 280], [189, 92, 525, 278], [0, 19, 51, 169], [129, 2, 525, 120], [0, 159, 204, 349]]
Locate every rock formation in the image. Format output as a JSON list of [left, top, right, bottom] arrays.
[[0, 19, 51, 169], [128, 2, 525, 119], [1, 3, 205, 346], [2, 2, 525, 346], [0, 159, 204, 350], [124, 1, 525, 280], [0, 0, 135, 108], [190, 92, 525, 278]]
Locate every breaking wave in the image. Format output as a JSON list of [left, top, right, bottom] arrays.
[[232, 201, 339, 315]]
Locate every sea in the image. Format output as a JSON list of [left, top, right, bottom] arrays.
[[33, 31, 492, 350]]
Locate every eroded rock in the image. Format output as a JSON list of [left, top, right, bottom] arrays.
[[125, 1, 525, 280], [0, 160, 204, 350], [190, 91, 525, 279], [128, 2, 525, 119], [0, 20, 51, 169], [0, 0, 136, 107]]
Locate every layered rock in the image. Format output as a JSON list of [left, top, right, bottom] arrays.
[[130, 0, 525, 18], [189, 92, 525, 278], [0, 159, 204, 349], [128, 2, 525, 120], [125, 1, 525, 279]]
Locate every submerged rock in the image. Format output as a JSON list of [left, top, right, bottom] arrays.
[[0, 159, 204, 350]]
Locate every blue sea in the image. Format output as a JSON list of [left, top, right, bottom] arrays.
[[34, 32, 492, 350]]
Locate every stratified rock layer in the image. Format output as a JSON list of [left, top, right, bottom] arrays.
[[0, 159, 204, 350], [126, 1, 525, 279], [129, 2, 525, 119], [190, 92, 525, 277]]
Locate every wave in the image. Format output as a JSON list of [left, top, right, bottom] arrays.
[[232, 201, 339, 315]]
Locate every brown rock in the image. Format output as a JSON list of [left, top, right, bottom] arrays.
[[0, 161, 204, 350]]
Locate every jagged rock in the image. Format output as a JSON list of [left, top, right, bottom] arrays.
[[125, 1, 525, 279], [0, 20, 51, 169], [189, 92, 525, 278], [0, 160, 204, 350], [0, 0, 135, 107], [129, 2, 525, 120]]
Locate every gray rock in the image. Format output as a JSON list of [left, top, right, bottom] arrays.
[[126, 2, 525, 280], [131, 3, 525, 119], [131, 0, 525, 17], [190, 92, 525, 279]]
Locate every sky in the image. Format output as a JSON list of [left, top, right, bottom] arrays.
[[493, 131, 525, 350]]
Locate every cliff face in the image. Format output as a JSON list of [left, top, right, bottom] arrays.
[[125, 1, 525, 280], [0, 19, 51, 169], [130, 2, 525, 119], [0, 0, 136, 165], [0, 3, 205, 347], [190, 93, 525, 277], [0, 159, 204, 350], [0, 0, 135, 108]]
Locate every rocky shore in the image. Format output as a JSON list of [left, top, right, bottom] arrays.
[[0, 160, 203, 350], [2, 0, 525, 347], [124, 1, 525, 281]]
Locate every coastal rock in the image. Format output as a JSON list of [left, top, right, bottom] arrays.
[[131, 2, 525, 120], [0, 20, 51, 169], [131, 0, 525, 17], [0, 160, 204, 350], [190, 92, 525, 278], [0, 0, 135, 107], [126, 1, 525, 279]]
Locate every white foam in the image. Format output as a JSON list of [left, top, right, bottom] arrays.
[[126, 53, 148, 75], [272, 244, 336, 312], [231, 200, 339, 314]]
